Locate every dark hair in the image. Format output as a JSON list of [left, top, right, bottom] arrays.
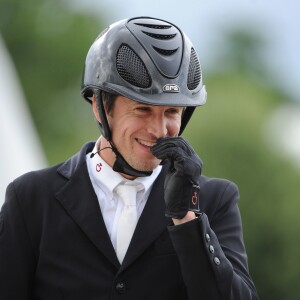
[[97, 91, 118, 114]]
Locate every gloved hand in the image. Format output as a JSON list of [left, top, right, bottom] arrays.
[[151, 137, 203, 219]]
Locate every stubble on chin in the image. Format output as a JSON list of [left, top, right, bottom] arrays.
[[125, 155, 161, 172]]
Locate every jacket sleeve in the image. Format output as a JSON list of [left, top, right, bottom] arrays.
[[168, 180, 258, 300], [0, 182, 36, 300]]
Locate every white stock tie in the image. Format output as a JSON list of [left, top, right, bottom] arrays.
[[115, 184, 138, 263]]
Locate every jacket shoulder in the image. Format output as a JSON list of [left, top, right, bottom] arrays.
[[11, 141, 95, 193], [6, 164, 65, 209], [200, 175, 238, 195], [199, 175, 240, 218]]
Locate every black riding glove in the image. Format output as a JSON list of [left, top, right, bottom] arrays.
[[151, 137, 203, 219]]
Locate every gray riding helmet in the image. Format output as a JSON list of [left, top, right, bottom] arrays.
[[81, 16, 207, 136]]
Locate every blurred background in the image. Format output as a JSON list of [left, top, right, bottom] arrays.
[[0, 0, 299, 298]]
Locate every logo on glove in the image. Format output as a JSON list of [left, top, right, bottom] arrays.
[[192, 192, 198, 205]]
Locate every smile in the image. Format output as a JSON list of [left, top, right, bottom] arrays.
[[136, 138, 156, 148]]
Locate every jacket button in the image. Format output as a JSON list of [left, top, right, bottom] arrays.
[[205, 233, 210, 242], [209, 245, 215, 254], [214, 257, 220, 265], [116, 282, 126, 294]]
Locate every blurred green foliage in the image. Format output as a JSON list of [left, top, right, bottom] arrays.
[[0, 0, 102, 163], [185, 73, 300, 300], [1, 1, 300, 299]]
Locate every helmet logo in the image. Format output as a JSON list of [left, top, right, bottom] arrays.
[[163, 84, 180, 93]]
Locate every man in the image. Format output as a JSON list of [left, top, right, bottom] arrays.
[[0, 17, 258, 299]]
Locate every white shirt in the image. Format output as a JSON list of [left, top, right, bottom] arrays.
[[86, 141, 162, 250]]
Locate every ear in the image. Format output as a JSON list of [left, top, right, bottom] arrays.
[[92, 95, 101, 122]]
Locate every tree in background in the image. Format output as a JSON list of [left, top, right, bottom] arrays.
[[0, 0, 103, 163], [1, 2, 300, 299]]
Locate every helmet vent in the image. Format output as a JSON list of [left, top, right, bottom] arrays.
[[116, 44, 151, 88], [142, 31, 177, 40], [134, 23, 171, 29], [153, 46, 178, 56], [187, 48, 201, 90]]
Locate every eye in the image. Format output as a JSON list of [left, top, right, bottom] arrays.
[[136, 106, 150, 112], [166, 108, 181, 114]]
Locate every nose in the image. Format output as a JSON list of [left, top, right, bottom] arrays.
[[147, 113, 168, 138]]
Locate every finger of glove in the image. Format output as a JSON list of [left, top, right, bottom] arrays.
[[152, 137, 194, 157], [152, 137, 203, 171], [156, 137, 193, 152], [167, 138, 202, 167], [152, 139, 202, 168], [153, 148, 198, 180], [174, 137, 196, 155], [151, 145, 186, 161]]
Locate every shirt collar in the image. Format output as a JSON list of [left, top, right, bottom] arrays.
[[87, 139, 162, 199]]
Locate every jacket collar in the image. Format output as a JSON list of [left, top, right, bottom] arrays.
[[57, 142, 95, 179]]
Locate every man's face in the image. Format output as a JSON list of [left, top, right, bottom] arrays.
[[98, 96, 183, 172]]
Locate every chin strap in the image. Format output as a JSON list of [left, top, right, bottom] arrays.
[[108, 140, 153, 177]]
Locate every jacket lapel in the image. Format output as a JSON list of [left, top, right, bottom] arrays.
[[55, 143, 120, 269], [120, 166, 172, 271]]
